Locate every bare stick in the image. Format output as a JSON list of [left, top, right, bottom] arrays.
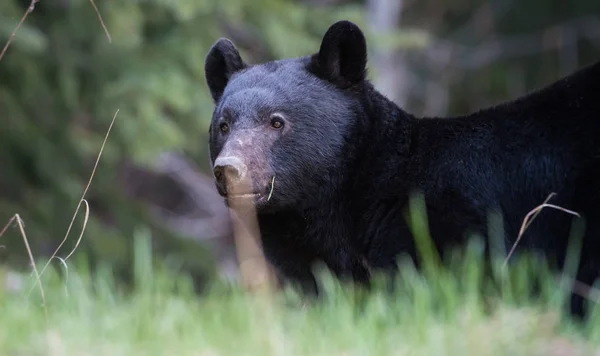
[[503, 197, 580, 267], [88, 0, 112, 43], [0, 0, 39, 61]]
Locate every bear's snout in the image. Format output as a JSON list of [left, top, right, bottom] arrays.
[[213, 156, 249, 196]]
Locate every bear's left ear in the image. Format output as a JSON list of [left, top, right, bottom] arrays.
[[205, 38, 247, 102], [311, 20, 367, 88]]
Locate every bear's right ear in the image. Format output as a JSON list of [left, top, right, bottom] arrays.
[[204, 38, 247, 102], [310, 20, 367, 88]]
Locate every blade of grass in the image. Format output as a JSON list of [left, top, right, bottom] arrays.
[[28, 110, 119, 297]]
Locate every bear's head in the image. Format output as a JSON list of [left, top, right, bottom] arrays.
[[205, 20, 369, 211]]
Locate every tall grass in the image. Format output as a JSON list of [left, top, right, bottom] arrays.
[[1, 197, 600, 355]]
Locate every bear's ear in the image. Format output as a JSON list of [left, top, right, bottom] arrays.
[[311, 20, 367, 88], [204, 38, 247, 102]]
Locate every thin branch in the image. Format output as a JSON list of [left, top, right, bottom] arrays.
[[88, 0, 112, 43], [0, 0, 39, 61]]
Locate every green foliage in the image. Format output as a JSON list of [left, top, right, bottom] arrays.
[[2, 0, 598, 292], [0, 0, 367, 282]]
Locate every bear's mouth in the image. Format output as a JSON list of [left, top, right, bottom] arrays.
[[228, 192, 262, 200], [224, 192, 268, 209], [220, 176, 275, 209]]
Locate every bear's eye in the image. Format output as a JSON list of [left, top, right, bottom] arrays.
[[219, 122, 229, 133], [270, 114, 285, 130]]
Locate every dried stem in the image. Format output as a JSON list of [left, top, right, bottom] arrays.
[[35, 110, 119, 284], [88, 0, 112, 43], [0, 0, 39, 61], [0, 214, 47, 320], [503, 194, 580, 267]]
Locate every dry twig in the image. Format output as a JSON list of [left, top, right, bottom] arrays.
[[88, 0, 112, 43], [0, 0, 39, 61], [503, 193, 580, 267]]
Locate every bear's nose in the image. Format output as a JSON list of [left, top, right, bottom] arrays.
[[213, 156, 248, 193]]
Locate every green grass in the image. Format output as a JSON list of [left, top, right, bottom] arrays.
[[1, 230, 600, 356], [1, 195, 600, 355]]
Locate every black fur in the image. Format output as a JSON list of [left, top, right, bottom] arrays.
[[205, 38, 247, 102], [205, 20, 600, 317]]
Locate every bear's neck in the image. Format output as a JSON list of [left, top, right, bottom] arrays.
[[256, 82, 418, 284], [346, 81, 417, 246]]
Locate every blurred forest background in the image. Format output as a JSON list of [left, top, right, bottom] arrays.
[[1, 0, 599, 290]]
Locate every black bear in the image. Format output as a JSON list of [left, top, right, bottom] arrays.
[[205, 20, 600, 316]]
